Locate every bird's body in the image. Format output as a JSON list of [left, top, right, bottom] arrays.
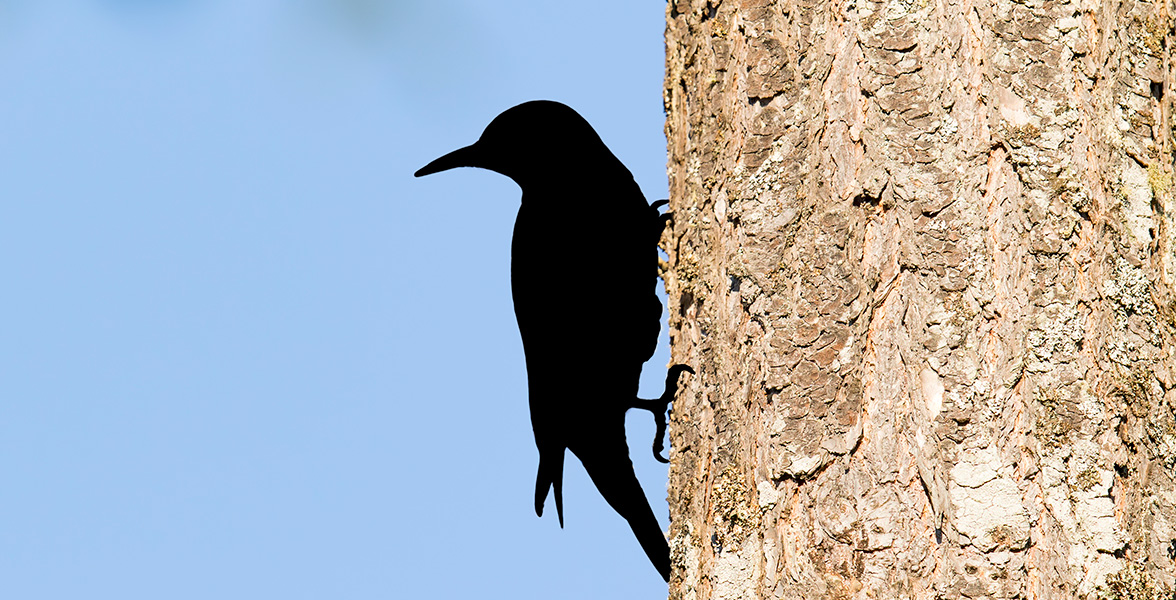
[[415, 101, 686, 582]]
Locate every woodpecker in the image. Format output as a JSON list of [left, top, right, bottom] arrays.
[[415, 100, 690, 582]]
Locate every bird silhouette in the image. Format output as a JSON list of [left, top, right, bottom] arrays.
[[415, 101, 691, 582]]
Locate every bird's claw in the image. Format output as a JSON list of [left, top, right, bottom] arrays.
[[640, 364, 694, 463], [651, 200, 676, 247], [650, 397, 672, 464]]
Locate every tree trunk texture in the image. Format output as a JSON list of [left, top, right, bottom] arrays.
[[662, 0, 1176, 598]]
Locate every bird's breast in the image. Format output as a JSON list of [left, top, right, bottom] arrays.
[[513, 217, 658, 375]]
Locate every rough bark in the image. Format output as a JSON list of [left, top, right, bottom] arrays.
[[661, 0, 1176, 598]]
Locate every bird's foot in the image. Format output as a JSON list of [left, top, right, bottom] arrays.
[[632, 364, 694, 463], [650, 199, 675, 237]]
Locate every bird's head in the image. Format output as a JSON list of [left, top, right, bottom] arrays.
[[414, 100, 613, 190]]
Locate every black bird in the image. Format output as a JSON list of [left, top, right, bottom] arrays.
[[415, 101, 691, 581]]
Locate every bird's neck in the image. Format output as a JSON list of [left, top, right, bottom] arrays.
[[517, 159, 638, 204]]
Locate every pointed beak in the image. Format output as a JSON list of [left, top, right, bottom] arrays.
[[414, 143, 482, 177]]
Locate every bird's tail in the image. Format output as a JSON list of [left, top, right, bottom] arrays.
[[534, 448, 565, 527], [578, 446, 671, 582]]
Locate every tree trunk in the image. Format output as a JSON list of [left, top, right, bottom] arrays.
[[661, 0, 1176, 598]]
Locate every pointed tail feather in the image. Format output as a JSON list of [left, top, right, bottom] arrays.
[[534, 449, 566, 528], [630, 508, 670, 581], [554, 472, 564, 528], [577, 446, 671, 582]]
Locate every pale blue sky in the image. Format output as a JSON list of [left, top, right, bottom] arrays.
[[1, 1, 672, 598]]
